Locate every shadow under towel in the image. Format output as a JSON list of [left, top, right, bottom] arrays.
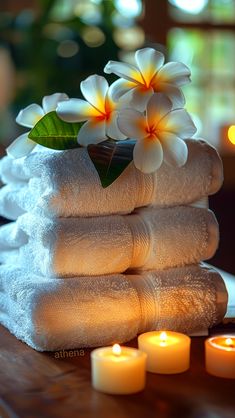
[[0, 264, 227, 351]]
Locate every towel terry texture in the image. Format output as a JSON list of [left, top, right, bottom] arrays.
[[0, 264, 227, 351], [0, 139, 223, 219], [0, 206, 219, 276], [0, 138, 227, 351]]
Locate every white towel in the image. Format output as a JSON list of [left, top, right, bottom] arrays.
[[204, 263, 235, 319], [0, 264, 227, 351], [0, 139, 223, 220], [0, 206, 218, 276]]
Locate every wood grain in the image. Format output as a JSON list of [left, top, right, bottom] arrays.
[[0, 324, 235, 418]]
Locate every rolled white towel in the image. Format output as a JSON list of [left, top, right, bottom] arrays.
[[0, 206, 219, 276], [0, 264, 227, 351], [205, 263, 235, 319], [0, 139, 223, 220]]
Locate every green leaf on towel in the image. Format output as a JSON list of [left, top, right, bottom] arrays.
[[28, 111, 82, 150], [28, 112, 135, 187], [87, 139, 135, 188]]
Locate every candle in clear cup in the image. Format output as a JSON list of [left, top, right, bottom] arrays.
[[138, 331, 191, 374], [91, 344, 147, 394], [205, 335, 235, 378]]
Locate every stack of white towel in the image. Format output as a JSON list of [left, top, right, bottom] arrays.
[[0, 139, 228, 351]]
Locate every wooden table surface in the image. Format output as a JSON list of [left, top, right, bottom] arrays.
[[0, 324, 235, 418]]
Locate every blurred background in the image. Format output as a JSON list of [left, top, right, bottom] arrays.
[[0, 0, 234, 272]]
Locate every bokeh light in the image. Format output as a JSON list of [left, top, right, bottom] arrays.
[[57, 40, 79, 58], [43, 23, 74, 41], [74, 1, 101, 24], [82, 26, 106, 47], [228, 125, 235, 145], [169, 0, 208, 14], [113, 26, 145, 50], [114, 0, 142, 18]]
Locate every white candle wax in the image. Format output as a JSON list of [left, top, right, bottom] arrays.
[[205, 335, 235, 378], [91, 344, 147, 394], [138, 331, 191, 374]]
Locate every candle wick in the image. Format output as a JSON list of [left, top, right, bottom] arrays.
[[159, 332, 167, 344]]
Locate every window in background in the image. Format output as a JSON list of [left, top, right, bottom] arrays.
[[168, 0, 235, 154]]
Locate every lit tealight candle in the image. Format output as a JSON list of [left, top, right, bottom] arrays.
[[205, 335, 235, 378], [138, 331, 191, 374], [91, 344, 147, 394]]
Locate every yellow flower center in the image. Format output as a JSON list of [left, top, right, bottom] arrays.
[[94, 96, 115, 122], [130, 68, 156, 90], [105, 98, 115, 121]]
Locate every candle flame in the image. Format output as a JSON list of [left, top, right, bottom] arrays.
[[225, 338, 234, 347], [112, 343, 121, 356], [160, 331, 167, 342]]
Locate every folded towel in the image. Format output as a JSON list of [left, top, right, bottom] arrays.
[[0, 264, 227, 351], [0, 139, 223, 220], [0, 206, 219, 276], [205, 263, 235, 319]]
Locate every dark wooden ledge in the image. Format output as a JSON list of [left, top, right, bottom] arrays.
[[0, 324, 235, 418]]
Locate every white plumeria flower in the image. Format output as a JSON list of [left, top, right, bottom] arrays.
[[7, 93, 69, 159], [104, 47, 191, 111], [57, 75, 126, 146], [117, 93, 197, 174]]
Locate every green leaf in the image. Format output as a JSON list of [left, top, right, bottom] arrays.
[[88, 139, 135, 188], [28, 111, 82, 150]]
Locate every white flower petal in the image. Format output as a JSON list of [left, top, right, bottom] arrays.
[[117, 108, 146, 139], [146, 93, 173, 128], [42, 93, 69, 113], [7, 132, 36, 159], [57, 99, 100, 122], [104, 60, 143, 84], [77, 120, 107, 146], [158, 109, 197, 138], [80, 75, 108, 114], [153, 82, 186, 107], [133, 137, 163, 173], [108, 78, 136, 102], [106, 111, 127, 140], [155, 62, 191, 86], [120, 86, 154, 112], [16, 104, 44, 128], [160, 133, 188, 167], [135, 48, 165, 85]]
